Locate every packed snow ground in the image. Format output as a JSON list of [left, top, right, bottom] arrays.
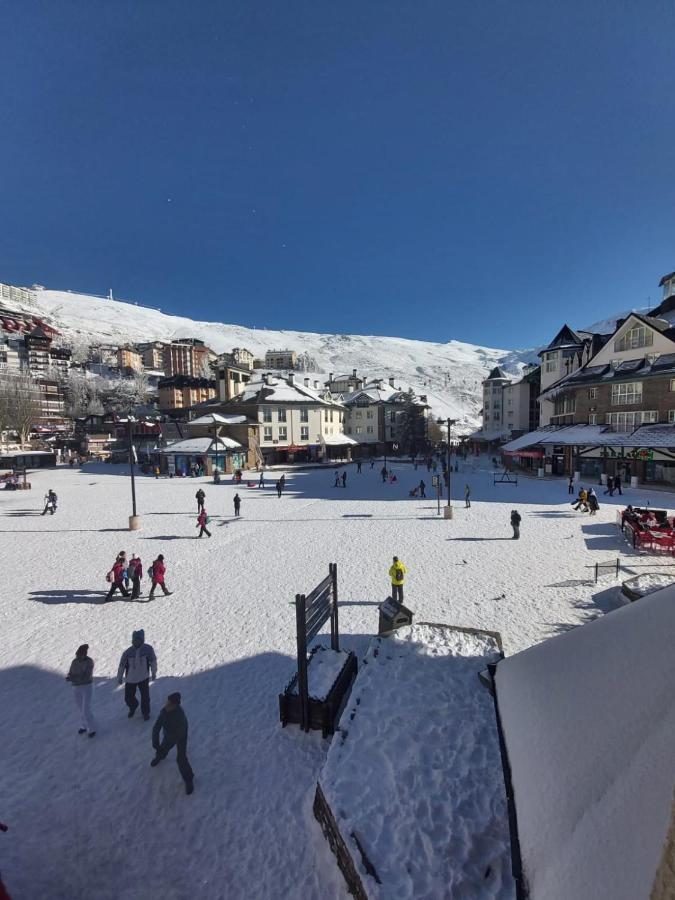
[[1, 458, 673, 899]]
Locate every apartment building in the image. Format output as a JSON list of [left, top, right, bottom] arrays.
[[117, 346, 143, 373], [163, 338, 213, 377], [136, 341, 168, 372], [264, 349, 297, 370], [158, 375, 217, 413]]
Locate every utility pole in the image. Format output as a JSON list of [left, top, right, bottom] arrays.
[[128, 416, 140, 530], [444, 418, 457, 520]]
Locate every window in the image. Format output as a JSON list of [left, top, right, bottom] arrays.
[[614, 325, 653, 352], [611, 382, 642, 405], [554, 396, 576, 416], [277, 408, 286, 422], [356, 426, 362, 434], [324, 410, 328, 422], [641, 410, 658, 423], [262, 407, 272, 422], [300, 409, 309, 422], [484, 413, 490, 421], [670, 379, 675, 392], [263, 426, 273, 441], [300, 426, 309, 440], [278, 426, 287, 441], [390, 411, 395, 422], [588, 414, 597, 425], [367, 425, 374, 434], [606, 412, 638, 432], [507, 398, 512, 406], [588, 388, 597, 399], [355, 410, 362, 418], [545, 351, 558, 373], [669, 410, 675, 423], [366, 410, 373, 419]]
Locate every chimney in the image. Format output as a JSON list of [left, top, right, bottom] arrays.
[[420, 394, 427, 403], [352, 368, 357, 378], [329, 372, 333, 382], [263, 373, 270, 385], [304, 377, 310, 387], [288, 373, 295, 385], [389, 376, 395, 387], [314, 380, 319, 389]]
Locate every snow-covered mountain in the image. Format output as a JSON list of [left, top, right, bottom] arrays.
[[4, 286, 538, 431]]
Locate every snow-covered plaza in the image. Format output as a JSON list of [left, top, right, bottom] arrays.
[[1, 459, 670, 899]]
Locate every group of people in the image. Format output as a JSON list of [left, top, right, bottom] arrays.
[[66, 631, 194, 794], [105, 551, 171, 601], [572, 487, 600, 515]]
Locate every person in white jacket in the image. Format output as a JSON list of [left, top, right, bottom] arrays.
[[117, 629, 157, 721], [66, 644, 96, 737]]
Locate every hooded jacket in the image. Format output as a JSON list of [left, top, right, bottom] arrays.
[[389, 561, 407, 585], [151, 559, 165, 583], [197, 509, 208, 527], [118, 642, 157, 684]]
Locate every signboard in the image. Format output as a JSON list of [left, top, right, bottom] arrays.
[[431, 475, 440, 487]]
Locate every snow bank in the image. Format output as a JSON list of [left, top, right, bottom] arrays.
[[318, 623, 514, 899], [493, 586, 675, 900]]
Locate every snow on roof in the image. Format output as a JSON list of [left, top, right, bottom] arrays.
[[503, 424, 675, 452], [161, 436, 241, 454], [493, 586, 675, 900], [321, 433, 358, 446], [235, 375, 338, 406], [320, 624, 510, 898], [190, 413, 248, 425]]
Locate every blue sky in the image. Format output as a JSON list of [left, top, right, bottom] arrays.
[[2, 1, 675, 349]]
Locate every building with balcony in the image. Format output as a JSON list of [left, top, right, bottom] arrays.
[[264, 349, 298, 370], [163, 338, 213, 378], [117, 346, 143, 374], [157, 374, 216, 413]]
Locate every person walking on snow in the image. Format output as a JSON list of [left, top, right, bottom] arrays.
[[419, 479, 426, 498], [41, 489, 57, 515], [259, 472, 264, 488], [196, 488, 205, 511], [334, 473, 340, 488], [510, 509, 522, 539], [370, 458, 375, 469], [381, 466, 388, 483], [573, 488, 589, 512], [66, 644, 96, 737], [614, 473, 622, 495], [128, 554, 143, 600], [568, 475, 574, 495], [106, 557, 130, 601], [357, 460, 362, 473], [276, 479, 283, 498], [196, 508, 211, 538], [233, 493, 241, 517], [388, 556, 407, 603], [604, 476, 614, 496], [588, 488, 599, 516], [341, 471, 347, 488], [465, 484, 471, 508], [151, 692, 194, 795], [118, 629, 157, 721], [148, 555, 172, 600]]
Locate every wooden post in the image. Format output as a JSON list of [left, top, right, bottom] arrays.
[[295, 594, 309, 731], [330, 563, 339, 652]]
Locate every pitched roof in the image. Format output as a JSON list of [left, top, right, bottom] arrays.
[[485, 366, 508, 381], [659, 270, 675, 286], [541, 324, 585, 353]]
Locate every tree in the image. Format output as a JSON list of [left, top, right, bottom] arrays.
[[65, 370, 104, 418], [0, 373, 44, 445], [398, 389, 427, 456]]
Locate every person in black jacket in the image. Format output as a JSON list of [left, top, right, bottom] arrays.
[[510, 509, 522, 540], [151, 692, 194, 794], [195, 488, 205, 512]]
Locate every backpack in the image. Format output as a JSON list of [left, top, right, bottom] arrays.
[[106, 570, 113, 583], [205, 515, 211, 524], [394, 566, 404, 582], [148, 566, 154, 580]]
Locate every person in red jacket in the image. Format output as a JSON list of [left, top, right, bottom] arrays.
[[105, 559, 130, 601], [196, 508, 211, 538], [148, 554, 172, 600]]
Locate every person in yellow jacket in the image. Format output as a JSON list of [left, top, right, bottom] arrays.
[[388, 556, 407, 603], [573, 488, 589, 512]]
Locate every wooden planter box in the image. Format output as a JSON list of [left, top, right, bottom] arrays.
[[279, 647, 358, 738]]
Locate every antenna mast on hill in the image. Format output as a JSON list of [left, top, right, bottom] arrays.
[[108, 289, 113, 301]]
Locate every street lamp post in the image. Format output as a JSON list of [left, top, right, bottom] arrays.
[[128, 417, 140, 530], [444, 418, 457, 520]]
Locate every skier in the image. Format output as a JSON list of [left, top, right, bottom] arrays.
[[148, 555, 172, 600], [233, 493, 241, 517], [41, 489, 57, 515], [357, 460, 362, 474], [341, 471, 347, 488], [117, 629, 157, 721], [388, 556, 407, 603], [66, 644, 96, 737], [276, 480, 283, 498], [604, 476, 614, 496], [259, 472, 264, 488], [196, 488, 205, 512], [614, 473, 622, 496], [196, 507, 211, 538], [510, 509, 522, 540], [128, 554, 143, 600], [588, 488, 600, 516], [568, 475, 574, 495], [105, 556, 130, 601], [151, 692, 194, 795], [465, 484, 471, 508], [419, 479, 426, 498]]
